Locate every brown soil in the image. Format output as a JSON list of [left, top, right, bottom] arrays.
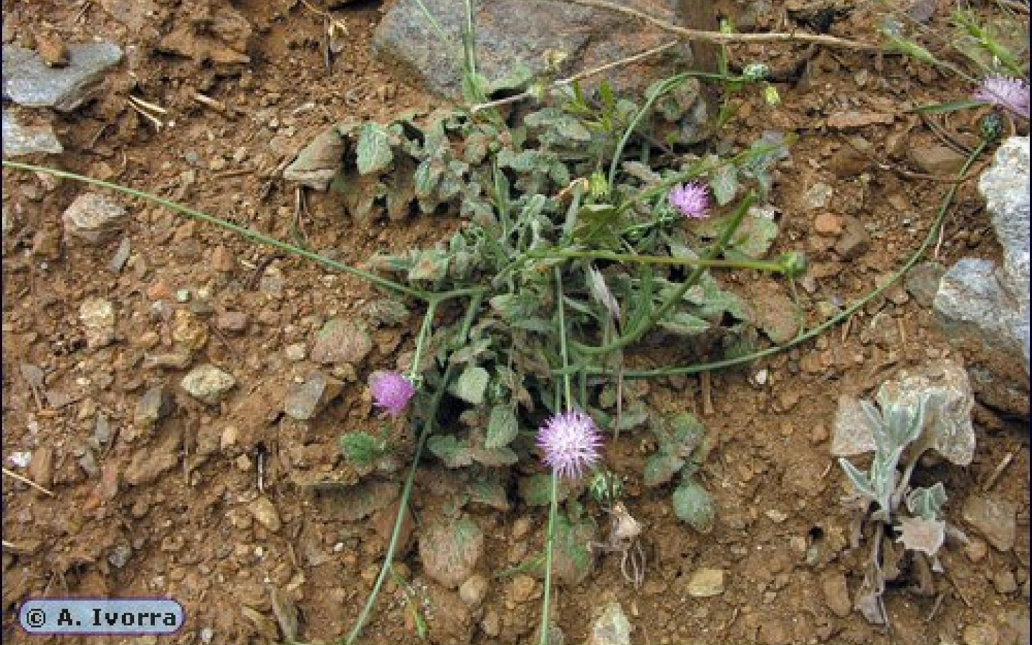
[[2, 1, 1029, 644]]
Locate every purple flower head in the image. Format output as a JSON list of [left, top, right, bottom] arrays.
[[369, 371, 415, 417], [973, 76, 1030, 121], [536, 410, 603, 480], [668, 181, 711, 219]]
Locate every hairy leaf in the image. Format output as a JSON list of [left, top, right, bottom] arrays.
[[451, 366, 490, 405], [897, 516, 946, 557], [485, 405, 519, 449], [356, 123, 394, 175], [427, 435, 474, 468], [644, 453, 685, 487], [672, 480, 715, 533], [339, 432, 386, 468]]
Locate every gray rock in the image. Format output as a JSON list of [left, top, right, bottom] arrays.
[[107, 544, 132, 569], [79, 297, 116, 349], [180, 364, 236, 405], [835, 215, 870, 259], [62, 192, 128, 244], [282, 125, 346, 191], [961, 495, 1016, 552], [905, 261, 946, 308], [134, 385, 175, 431], [587, 601, 633, 645], [685, 567, 725, 597], [934, 136, 1029, 416], [802, 181, 833, 211], [831, 359, 975, 466], [372, 0, 699, 106], [419, 516, 484, 589], [2, 42, 123, 112], [2, 108, 63, 156], [310, 317, 372, 366], [283, 371, 343, 420]]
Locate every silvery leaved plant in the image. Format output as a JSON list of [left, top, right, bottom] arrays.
[[837, 390, 958, 627]]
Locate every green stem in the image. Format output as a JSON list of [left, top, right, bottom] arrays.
[[343, 294, 483, 645], [555, 268, 574, 411], [575, 193, 755, 356], [536, 248, 787, 274], [2, 160, 428, 301], [539, 470, 559, 645]]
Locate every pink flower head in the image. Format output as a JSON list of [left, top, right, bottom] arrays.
[[536, 410, 603, 480], [369, 371, 415, 417], [668, 181, 711, 219], [973, 76, 1030, 121]]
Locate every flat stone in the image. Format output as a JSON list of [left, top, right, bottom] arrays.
[[813, 212, 842, 236], [134, 385, 175, 432], [2, 108, 63, 156], [180, 364, 236, 405], [587, 601, 632, 645], [905, 261, 946, 308], [79, 297, 116, 349], [310, 317, 372, 366], [821, 571, 851, 617], [834, 216, 870, 260], [752, 291, 799, 344], [962, 495, 1016, 552], [62, 192, 128, 245], [247, 496, 282, 533], [215, 311, 249, 333], [909, 144, 966, 176], [685, 567, 725, 597], [2, 42, 123, 112], [283, 370, 343, 420]]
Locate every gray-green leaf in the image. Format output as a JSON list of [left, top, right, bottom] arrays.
[[427, 435, 473, 468], [485, 405, 519, 449], [356, 123, 394, 175], [451, 366, 490, 405], [672, 480, 716, 533]]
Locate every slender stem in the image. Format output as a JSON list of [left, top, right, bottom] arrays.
[[344, 295, 483, 645], [575, 193, 755, 356], [555, 268, 574, 412], [1, 160, 428, 301], [537, 248, 788, 274], [539, 470, 559, 645]]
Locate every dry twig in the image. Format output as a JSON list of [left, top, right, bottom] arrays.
[[2, 466, 56, 497]]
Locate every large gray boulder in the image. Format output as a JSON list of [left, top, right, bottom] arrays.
[[373, 0, 703, 109], [934, 136, 1030, 416]]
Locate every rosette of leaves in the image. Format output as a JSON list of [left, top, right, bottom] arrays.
[[643, 412, 716, 533]]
